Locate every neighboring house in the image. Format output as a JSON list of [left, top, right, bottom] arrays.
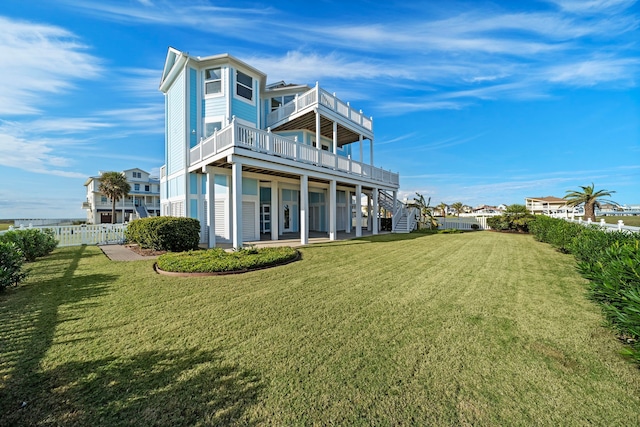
[[525, 196, 571, 216], [159, 48, 401, 249], [83, 168, 161, 224], [472, 205, 503, 215]]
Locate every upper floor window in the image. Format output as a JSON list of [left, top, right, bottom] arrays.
[[205, 68, 222, 95], [132, 171, 142, 178], [236, 70, 253, 101], [205, 121, 222, 138], [270, 95, 295, 111], [145, 185, 150, 192], [134, 184, 140, 191]]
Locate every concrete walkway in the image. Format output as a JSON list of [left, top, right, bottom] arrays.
[[99, 244, 158, 261]]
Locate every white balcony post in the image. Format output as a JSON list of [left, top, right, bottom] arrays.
[[392, 191, 398, 232], [359, 134, 363, 164], [315, 108, 321, 150], [332, 121, 338, 169], [266, 127, 271, 152], [232, 161, 243, 250], [206, 167, 216, 248], [294, 94, 299, 115], [345, 190, 351, 233], [367, 193, 372, 231], [355, 184, 362, 238], [372, 188, 379, 235], [300, 174, 309, 245], [271, 180, 279, 241], [370, 137, 374, 167], [329, 180, 337, 241]]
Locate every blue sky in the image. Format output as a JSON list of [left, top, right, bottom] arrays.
[[1, 0, 638, 218]]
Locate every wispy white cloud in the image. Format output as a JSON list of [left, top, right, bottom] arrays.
[[0, 16, 102, 116], [545, 0, 637, 14]]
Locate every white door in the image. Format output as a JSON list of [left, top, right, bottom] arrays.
[[242, 201, 256, 241]]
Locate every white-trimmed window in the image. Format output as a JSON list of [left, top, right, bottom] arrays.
[[134, 184, 140, 191], [205, 68, 222, 95], [270, 95, 295, 111], [205, 120, 223, 138], [236, 70, 253, 101]]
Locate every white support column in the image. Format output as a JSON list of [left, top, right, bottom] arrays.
[[271, 180, 279, 241], [370, 138, 374, 166], [355, 184, 362, 237], [372, 188, 379, 235], [206, 168, 216, 248], [232, 161, 243, 250], [392, 190, 397, 233], [329, 180, 337, 241], [300, 174, 309, 245], [367, 193, 372, 231], [315, 109, 321, 149], [345, 190, 351, 233], [359, 135, 363, 163], [332, 121, 338, 154]]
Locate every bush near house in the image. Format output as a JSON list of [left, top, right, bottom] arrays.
[[530, 216, 640, 363], [486, 204, 536, 233], [156, 246, 299, 273], [125, 217, 200, 252], [0, 228, 58, 262], [0, 241, 27, 291]]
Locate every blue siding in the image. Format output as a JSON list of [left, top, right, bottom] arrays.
[[168, 174, 186, 198], [201, 175, 207, 194], [190, 173, 198, 195], [189, 68, 197, 148], [190, 199, 198, 219], [167, 72, 185, 176], [232, 97, 258, 125]]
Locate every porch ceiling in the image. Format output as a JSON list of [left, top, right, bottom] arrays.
[[270, 111, 363, 147]]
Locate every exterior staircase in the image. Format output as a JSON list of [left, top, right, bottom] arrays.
[[378, 190, 418, 233], [135, 205, 149, 219]]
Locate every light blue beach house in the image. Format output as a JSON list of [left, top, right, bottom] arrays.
[[159, 48, 406, 249]]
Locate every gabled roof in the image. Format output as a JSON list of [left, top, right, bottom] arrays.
[[159, 47, 267, 93], [526, 196, 567, 203]]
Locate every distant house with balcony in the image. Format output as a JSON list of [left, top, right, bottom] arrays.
[[159, 48, 404, 249], [525, 196, 571, 216], [83, 168, 161, 224]]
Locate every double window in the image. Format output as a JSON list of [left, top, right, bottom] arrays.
[[205, 68, 222, 95], [132, 171, 142, 178], [270, 95, 295, 111], [236, 70, 253, 101], [134, 184, 140, 191]]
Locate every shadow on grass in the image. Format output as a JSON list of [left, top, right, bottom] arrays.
[[3, 348, 263, 426], [0, 246, 114, 422], [306, 231, 438, 249]]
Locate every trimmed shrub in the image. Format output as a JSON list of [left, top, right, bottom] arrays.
[[0, 228, 58, 262], [156, 246, 298, 273], [486, 204, 535, 232], [529, 216, 583, 253], [0, 241, 27, 291], [125, 217, 200, 252]]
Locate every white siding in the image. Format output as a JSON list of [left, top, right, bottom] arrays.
[[167, 72, 186, 176], [242, 201, 256, 241]]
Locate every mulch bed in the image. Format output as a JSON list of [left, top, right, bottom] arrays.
[[125, 244, 167, 257]]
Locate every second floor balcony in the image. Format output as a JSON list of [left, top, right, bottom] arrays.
[[189, 119, 399, 187]]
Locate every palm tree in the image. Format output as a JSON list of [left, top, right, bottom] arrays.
[[564, 183, 616, 222], [411, 193, 439, 229], [436, 202, 448, 218], [451, 202, 464, 218], [98, 171, 131, 224]]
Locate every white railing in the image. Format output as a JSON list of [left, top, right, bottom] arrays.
[[190, 119, 399, 186], [563, 217, 640, 233], [265, 84, 373, 132], [438, 217, 489, 230], [1, 224, 127, 247]]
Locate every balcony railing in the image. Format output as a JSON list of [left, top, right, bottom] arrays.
[[190, 119, 398, 186], [265, 84, 373, 132]]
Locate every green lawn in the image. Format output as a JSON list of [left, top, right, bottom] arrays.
[[1, 232, 639, 425], [0, 223, 11, 231]]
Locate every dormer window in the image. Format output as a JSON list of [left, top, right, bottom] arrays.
[[236, 70, 253, 101], [205, 68, 222, 95]]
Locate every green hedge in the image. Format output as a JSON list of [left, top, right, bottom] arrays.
[[125, 217, 200, 252], [530, 216, 640, 362], [0, 241, 27, 291], [0, 228, 58, 262], [157, 246, 298, 273]]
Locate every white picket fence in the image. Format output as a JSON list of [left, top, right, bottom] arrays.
[[563, 217, 640, 233], [437, 216, 490, 230], [0, 224, 127, 247]]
